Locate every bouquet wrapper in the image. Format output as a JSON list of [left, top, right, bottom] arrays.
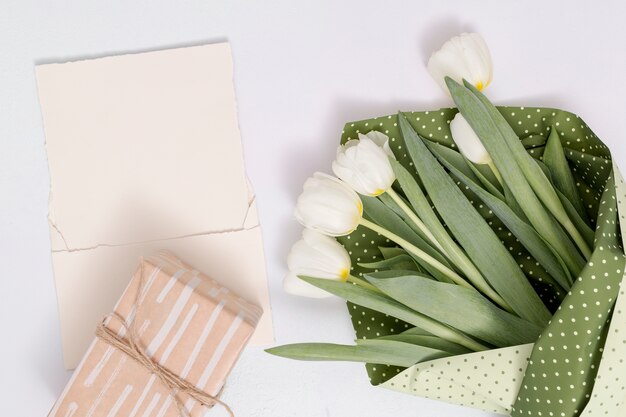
[[48, 252, 262, 417], [338, 107, 626, 416], [380, 166, 626, 416]]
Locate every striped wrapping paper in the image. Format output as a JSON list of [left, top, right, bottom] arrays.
[[48, 252, 262, 417]]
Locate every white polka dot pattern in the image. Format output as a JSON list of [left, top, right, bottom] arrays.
[[511, 170, 625, 417], [381, 344, 533, 414], [579, 166, 626, 416]]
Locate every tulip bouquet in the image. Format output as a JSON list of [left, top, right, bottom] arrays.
[[268, 33, 626, 416]]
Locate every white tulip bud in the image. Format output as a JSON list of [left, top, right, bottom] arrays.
[[294, 172, 363, 236], [332, 131, 396, 197], [450, 112, 491, 165], [283, 229, 352, 298], [427, 33, 493, 94]]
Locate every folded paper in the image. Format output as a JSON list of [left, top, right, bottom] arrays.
[[36, 43, 273, 368], [382, 344, 534, 414], [338, 108, 626, 416], [48, 252, 261, 417]]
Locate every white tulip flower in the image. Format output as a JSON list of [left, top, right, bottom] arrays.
[[332, 131, 396, 197], [283, 229, 351, 298], [360, 130, 394, 156], [427, 33, 493, 94], [294, 172, 363, 236], [450, 112, 491, 165]]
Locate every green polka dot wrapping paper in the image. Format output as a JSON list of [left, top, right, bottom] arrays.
[[338, 107, 626, 416]]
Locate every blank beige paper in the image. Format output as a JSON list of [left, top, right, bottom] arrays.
[[36, 43, 273, 368]]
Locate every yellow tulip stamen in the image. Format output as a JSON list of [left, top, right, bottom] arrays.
[[339, 268, 350, 282], [476, 81, 484, 91], [351, 201, 364, 230]]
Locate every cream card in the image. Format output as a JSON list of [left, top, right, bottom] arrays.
[[36, 43, 273, 368]]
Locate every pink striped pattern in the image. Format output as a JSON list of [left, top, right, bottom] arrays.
[[48, 252, 262, 417]]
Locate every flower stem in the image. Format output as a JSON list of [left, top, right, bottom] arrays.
[[562, 218, 592, 260], [347, 275, 381, 293], [492, 158, 591, 261], [359, 217, 471, 289], [487, 160, 504, 188], [386, 188, 447, 255], [489, 157, 590, 260], [359, 217, 514, 314]]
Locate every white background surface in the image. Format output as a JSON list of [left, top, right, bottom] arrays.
[[1, 1, 626, 416]]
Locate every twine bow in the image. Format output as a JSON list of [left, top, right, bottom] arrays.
[[95, 262, 234, 417]]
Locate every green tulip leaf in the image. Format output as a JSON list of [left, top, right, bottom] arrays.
[[535, 149, 594, 247], [544, 126, 588, 221], [448, 78, 590, 266], [266, 340, 450, 367], [466, 157, 505, 198], [398, 113, 551, 326], [299, 276, 488, 352], [399, 326, 434, 336], [378, 246, 409, 259], [502, 180, 529, 222], [389, 158, 492, 294], [358, 254, 419, 271], [376, 333, 471, 355], [365, 272, 543, 347], [427, 140, 571, 292], [521, 133, 547, 148]]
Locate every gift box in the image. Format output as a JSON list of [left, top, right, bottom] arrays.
[[48, 252, 262, 417]]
